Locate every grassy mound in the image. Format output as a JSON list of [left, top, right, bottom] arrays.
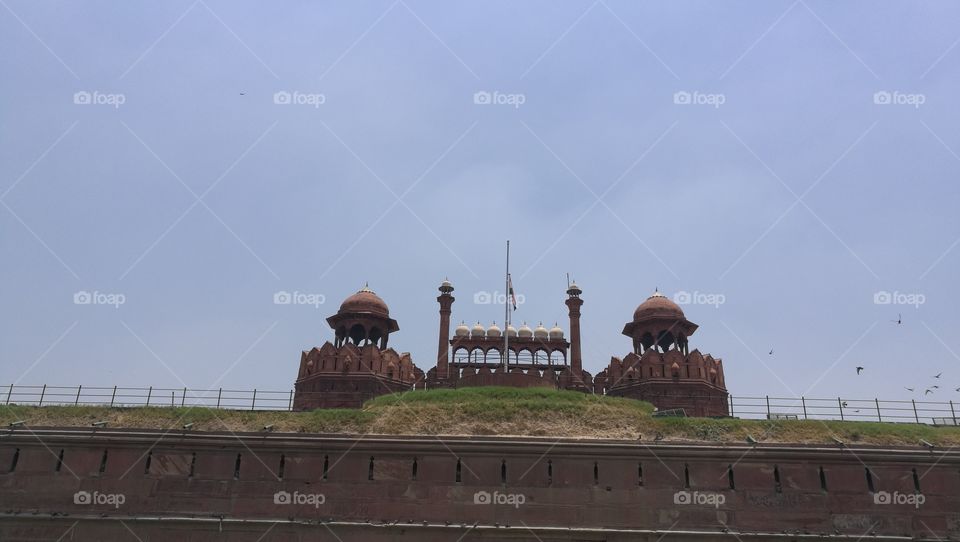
[[3, 387, 960, 445]]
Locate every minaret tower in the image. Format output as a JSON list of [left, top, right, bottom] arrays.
[[436, 278, 455, 380], [565, 282, 584, 383]]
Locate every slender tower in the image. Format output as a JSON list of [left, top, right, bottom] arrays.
[[565, 282, 583, 383], [436, 278, 455, 380]]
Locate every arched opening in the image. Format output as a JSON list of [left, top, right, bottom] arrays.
[[348, 324, 366, 345]]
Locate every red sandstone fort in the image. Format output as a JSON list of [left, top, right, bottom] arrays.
[[294, 280, 728, 416]]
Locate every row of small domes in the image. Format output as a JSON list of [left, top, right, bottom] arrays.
[[455, 321, 563, 340]]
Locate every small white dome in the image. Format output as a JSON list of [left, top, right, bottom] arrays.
[[487, 321, 502, 338], [455, 321, 469, 337], [549, 323, 563, 340], [506, 325, 517, 337], [534, 322, 548, 339], [518, 322, 533, 338], [471, 321, 486, 338]]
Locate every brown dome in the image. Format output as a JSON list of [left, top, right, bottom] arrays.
[[633, 291, 684, 321], [339, 285, 389, 317]]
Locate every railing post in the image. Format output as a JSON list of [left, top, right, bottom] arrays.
[[216, 388, 222, 409], [912, 399, 919, 423], [146, 386, 152, 407], [251, 389, 257, 411], [875, 398, 882, 422], [288, 389, 293, 411], [181, 387, 187, 407], [729, 395, 734, 417], [5, 384, 12, 405], [110, 386, 117, 408], [39, 384, 47, 407], [170, 391, 174, 407], [838, 397, 844, 421], [766, 395, 771, 418], [950, 400, 956, 425], [75, 385, 82, 406], [801, 396, 808, 420]]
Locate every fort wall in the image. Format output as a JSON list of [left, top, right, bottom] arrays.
[[2, 428, 958, 540]]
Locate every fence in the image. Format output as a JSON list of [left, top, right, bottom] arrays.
[[728, 395, 959, 425], [2, 384, 959, 425]]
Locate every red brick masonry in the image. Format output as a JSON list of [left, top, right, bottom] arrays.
[[2, 428, 958, 541]]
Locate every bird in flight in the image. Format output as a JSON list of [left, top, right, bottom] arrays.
[[905, 387, 914, 392], [932, 385, 940, 389], [892, 313, 902, 324], [769, 349, 774, 355], [933, 373, 942, 379], [925, 389, 933, 395], [955, 387, 960, 392], [841, 401, 849, 407], [856, 366, 864, 375]]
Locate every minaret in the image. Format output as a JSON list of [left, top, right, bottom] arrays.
[[436, 278, 455, 380], [565, 282, 583, 382]]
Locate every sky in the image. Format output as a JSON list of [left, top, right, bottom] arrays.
[[1, 1, 959, 408]]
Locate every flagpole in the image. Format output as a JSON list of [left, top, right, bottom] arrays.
[[503, 240, 510, 369]]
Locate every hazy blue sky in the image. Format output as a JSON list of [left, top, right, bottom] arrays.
[[2, 1, 959, 406]]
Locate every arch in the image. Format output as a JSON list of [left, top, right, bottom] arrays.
[[348, 324, 366, 345]]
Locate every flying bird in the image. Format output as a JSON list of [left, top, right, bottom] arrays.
[[932, 385, 940, 389], [892, 313, 902, 325], [933, 373, 942, 379], [925, 389, 933, 395], [769, 350, 774, 355], [905, 387, 914, 392], [841, 401, 849, 407], [856, 366, 864, 375]]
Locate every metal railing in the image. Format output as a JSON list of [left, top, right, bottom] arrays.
[[1, 384, 958, 425], [1, 384, 295, 411], [728, 395, 959, 425]]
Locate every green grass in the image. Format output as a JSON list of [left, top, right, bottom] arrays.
[[2, 387, 959, 445]]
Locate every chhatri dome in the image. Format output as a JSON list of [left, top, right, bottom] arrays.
[[632, 289, 684, 321], [339, 284, 390, 317]]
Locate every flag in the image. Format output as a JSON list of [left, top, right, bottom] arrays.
[[507, 274, 517, 311]]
